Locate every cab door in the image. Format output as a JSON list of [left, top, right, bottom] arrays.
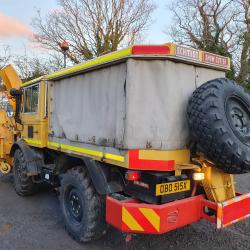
[[21, 81, 48, 148]]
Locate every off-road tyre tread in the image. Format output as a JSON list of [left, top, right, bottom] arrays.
[[187, 78, 250, 174], [13, 149, 37, 196], [60, 166, 107, 242]]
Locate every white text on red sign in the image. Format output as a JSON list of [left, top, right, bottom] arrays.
[[203, 52, 228, 67]]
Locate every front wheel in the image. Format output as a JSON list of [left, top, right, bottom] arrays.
[[59, 166, 107, 242], [13, 149, 37, 196]]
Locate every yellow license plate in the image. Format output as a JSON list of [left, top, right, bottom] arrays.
[[156, 180, 191, 196]]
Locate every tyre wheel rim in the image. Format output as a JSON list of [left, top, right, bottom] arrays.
[[226, 95, 250, 146], [65, 187, 83, 224]]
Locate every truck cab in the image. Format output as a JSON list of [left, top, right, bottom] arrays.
[[21, 81, 48, 147]]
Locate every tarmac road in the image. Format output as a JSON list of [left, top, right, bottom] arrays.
[[0, 174, 250, 250]]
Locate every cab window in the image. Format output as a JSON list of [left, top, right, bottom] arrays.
[[24, 84, 39, 113]]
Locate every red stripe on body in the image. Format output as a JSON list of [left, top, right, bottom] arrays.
[[129, 150, 175, 171]]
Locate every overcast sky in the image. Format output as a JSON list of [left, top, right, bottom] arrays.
[[0, 0, 172, 57]]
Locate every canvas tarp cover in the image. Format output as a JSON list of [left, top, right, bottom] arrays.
[[50, 59, 224, 150]]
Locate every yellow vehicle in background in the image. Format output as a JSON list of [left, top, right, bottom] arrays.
[[0, 43, 250, 242], [0, 65, 22, 174]]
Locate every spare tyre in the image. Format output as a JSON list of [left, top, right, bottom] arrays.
[[187, 78, 250, 174]]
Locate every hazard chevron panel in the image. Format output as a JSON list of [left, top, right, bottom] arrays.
[[106, 193, 250, 234], [106, 195, 204, 234]]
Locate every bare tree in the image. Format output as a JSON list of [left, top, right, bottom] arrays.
[[236, 0, 250, 84], [169, 1, 239, 51], [168, 0, 240, 79], [32, 0, 155, 64], [0, 45, 11, 68], [13, 55, 49, 82], [0, 45, 11, 91], [13, 51, 65, 82], [168, 0, 250, 84]]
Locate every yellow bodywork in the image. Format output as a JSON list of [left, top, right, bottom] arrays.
[[196, 157, 235, 202], [0, 65, 22, 173], [20, 81, 48, 147], [139, 149, 190, 163], [0, 65, 22, 91]]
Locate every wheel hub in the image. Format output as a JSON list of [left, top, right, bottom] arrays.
[[231, 108, 247, 133], [67, 189, 83, 222], [226, 96, 250, 146]]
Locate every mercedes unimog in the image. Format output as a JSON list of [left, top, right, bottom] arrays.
[[1, 43, 250, 242]]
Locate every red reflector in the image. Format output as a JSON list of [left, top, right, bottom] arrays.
[[132, 45, 170, 55], [126, 171, 141, 181]]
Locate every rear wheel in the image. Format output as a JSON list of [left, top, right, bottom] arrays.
[[13, 149, 37, 196], [60, 166, 107, 242]]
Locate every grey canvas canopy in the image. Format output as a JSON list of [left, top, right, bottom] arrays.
[[49, 58, 224, 150]]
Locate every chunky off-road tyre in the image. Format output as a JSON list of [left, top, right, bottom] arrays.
[[187, 78, 250, 174], [13, 149, 37, 196], [60, 166, 107, 242]]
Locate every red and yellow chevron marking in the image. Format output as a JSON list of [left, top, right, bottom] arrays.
[[106, 195, 203, 235], [106, 193, 250, 235], [122, 207, 160, 233]]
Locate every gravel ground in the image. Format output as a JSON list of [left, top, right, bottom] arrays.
[[0, 174, 250, 250]]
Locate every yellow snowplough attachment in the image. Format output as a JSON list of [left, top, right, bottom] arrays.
[[0, 65, 22, 174], [0, 65, 22, 91]]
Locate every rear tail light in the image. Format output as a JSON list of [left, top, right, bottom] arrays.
[[125, 171, 141, 181]]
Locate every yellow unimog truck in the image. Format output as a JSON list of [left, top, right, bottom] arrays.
[[1, 43, 250, 242]]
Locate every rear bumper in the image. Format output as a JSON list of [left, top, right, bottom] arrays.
[[106, 193, 250, 234]]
